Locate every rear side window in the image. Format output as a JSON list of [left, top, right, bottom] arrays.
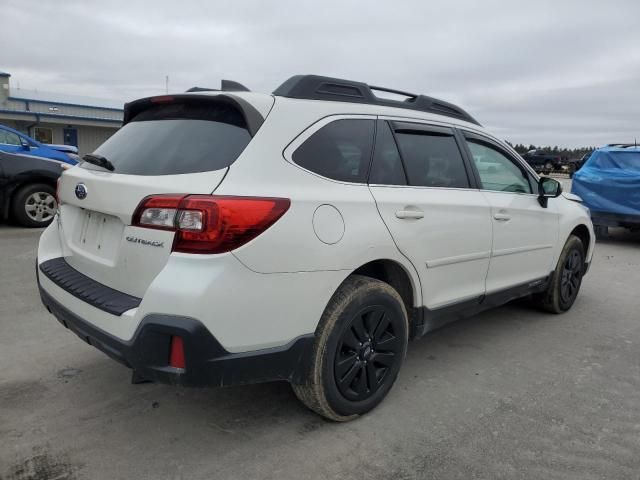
[[93, 101, 251, 175], [292, 119, 375, 183], [394, 131, 469, 188]]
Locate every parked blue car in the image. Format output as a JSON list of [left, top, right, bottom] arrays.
[[0, 124, 79, 165], [572, 144, 640, 236]]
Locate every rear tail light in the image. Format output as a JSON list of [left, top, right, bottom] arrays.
[[132, 194, 290, 254], [134, 193, 183, 230]]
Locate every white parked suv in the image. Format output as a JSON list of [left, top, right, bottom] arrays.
[[37, 75, 594, 421]]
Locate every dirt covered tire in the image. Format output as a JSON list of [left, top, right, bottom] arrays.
[[11, 183, 57, 228], [292, 275, 408, 421], [533, 235, 585, 313]]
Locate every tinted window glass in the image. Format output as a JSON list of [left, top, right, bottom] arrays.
[[467, 140, 532, 193], [292, 119, 374, 183], [369, 122, 406, 185], [394, 132, 469, 188], [0, 130, 21, 145], [93, 101, 251, 175]]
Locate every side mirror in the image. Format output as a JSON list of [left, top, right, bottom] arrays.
[[538, 177, 562, 207], [20, 139, 30, 150]]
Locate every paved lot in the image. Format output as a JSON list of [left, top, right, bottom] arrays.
[[1, 221, 639, 480]]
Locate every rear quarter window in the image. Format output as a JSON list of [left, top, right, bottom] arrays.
[[92, 101, 251, 176], [292, 119, 375, 183]]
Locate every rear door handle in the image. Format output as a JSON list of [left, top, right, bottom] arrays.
[[395, 209, 424, 220], [493, 213, 511, 222]]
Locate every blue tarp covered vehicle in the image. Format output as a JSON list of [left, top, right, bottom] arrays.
[[572, 145, 640, 233]]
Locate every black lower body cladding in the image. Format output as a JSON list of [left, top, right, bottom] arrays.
[[38, 286, 314, 387]]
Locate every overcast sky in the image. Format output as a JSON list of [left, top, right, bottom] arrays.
[[2, 0, 639, 147]]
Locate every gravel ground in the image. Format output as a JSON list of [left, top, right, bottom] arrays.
[[1, 220, 639, 480]]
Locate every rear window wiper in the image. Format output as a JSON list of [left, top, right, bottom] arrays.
[[83, 153, 115, 172]]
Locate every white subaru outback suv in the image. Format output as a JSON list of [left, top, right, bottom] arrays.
[[37, 75, 594, 421]]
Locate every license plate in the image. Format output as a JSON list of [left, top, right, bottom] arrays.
[[74, 210, 123, 260]]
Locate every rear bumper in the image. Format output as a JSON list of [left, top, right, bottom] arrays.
[[38, 284, 314, 387], [590, 211, 640, 227]]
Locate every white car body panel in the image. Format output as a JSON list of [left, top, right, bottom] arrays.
[[370, 185, 492, 309], [39, 214, 350, 351], [481, 190, 559, 293], [37, 89, 595, 355], [55, 165, 228, 297]]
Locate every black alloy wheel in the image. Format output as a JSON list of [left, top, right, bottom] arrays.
[[334, 305, 402, 401], [560, 249, 583, 305]]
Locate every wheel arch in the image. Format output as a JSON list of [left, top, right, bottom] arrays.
[[9, 176, 57, 203], [569, 223, 591, 258], [351, 258, 422, 338]]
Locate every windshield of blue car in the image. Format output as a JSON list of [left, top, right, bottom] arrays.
[[587, 151, 640, 172]]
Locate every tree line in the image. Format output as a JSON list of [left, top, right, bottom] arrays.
[[505, 142, 594, 159]]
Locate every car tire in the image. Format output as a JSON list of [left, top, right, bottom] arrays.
[[11, 183, 57, 228], [292, 275, 408, 421], [544, 161, 553, 173], [533, 235, 585, 314]]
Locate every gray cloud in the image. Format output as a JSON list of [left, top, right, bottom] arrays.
[[2, 0, 639, 147]]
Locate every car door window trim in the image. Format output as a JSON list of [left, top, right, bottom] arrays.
[[390, 121, 454, 136], [382, 120, 474, 190]]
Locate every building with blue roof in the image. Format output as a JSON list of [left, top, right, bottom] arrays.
[[0, 71, 123, 155]]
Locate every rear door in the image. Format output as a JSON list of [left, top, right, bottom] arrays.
[[461, 131, 559, 293], [369, 120, 492, 310], [56, 95, 269, 298]]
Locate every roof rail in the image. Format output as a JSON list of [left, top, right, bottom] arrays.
[[185, 79, 250, 93], [273, 75, 481, 126], [605, 143, 639, 148]]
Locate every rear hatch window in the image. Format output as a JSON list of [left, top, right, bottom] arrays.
[[92, 99, 251, 176]]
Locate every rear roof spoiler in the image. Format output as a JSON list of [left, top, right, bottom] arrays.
[[185, 79, 250, 93], [122, 93, 265, 136]]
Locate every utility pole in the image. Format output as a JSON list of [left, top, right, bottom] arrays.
[[165, 75, 169, 94]]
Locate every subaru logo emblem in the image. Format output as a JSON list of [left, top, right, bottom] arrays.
[[75, 183, 88, 200]]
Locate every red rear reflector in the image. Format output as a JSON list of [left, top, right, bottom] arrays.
[[169, 336, 185, 369], [132, 195, 290, 254]]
